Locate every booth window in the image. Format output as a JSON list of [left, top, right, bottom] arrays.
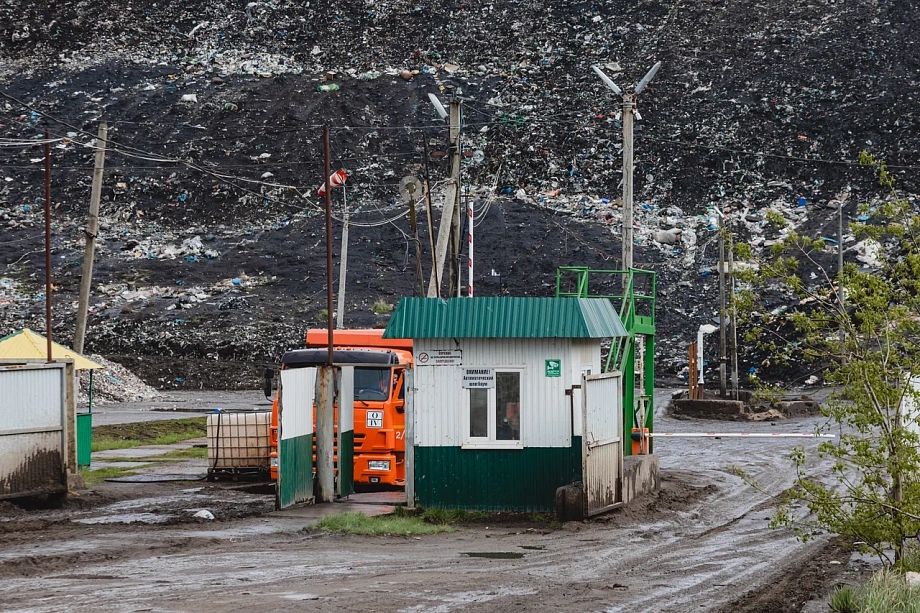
[[466, 370, 521, 446]]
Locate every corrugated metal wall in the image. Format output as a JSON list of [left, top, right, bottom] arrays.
[[0, 364, 66, 499], [414, 338, 591, 448]]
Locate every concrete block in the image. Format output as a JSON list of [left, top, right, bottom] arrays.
[[622, 454, 660, 505], [555, 482, 585, 522]]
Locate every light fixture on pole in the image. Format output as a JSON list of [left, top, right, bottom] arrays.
[[592, 61, 661, 282]]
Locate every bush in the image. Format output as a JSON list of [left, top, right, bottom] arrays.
[[372, 300, 394, 314], [829, 570, 920, 613]]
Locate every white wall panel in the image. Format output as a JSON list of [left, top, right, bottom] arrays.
[[280, 367, 316, 440], [0, 367, 63, 433]]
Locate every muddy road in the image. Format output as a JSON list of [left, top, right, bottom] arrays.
[[0, 393, 854, 612]]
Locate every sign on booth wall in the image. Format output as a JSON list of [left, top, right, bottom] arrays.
[[462, 368, 495, 389], [415, 349, 462, 366], [545, 359, 561, 377]]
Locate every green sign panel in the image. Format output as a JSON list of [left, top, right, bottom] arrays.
[[545, 359, 561, 378]]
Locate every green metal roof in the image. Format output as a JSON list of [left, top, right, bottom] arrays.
[[383, 297, 627, 339]]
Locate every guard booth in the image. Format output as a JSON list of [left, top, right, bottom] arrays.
[[384, 297, 628, 514]]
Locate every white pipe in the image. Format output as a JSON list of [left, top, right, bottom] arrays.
[[467, 194, 473, 297], [646, 432, 835, 438]]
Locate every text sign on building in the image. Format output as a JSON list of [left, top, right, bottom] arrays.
[[545, 359, 561, 377], [415, 349, 462, 366], [462, 368, 495, 389]]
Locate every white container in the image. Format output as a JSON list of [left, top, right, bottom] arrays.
[[207, 411, 271, 469]]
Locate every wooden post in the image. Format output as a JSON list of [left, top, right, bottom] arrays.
[[74, 121, 107, 355], [688, 342, 699, 400], [315, 365, 335, 503], [422, 139, 439, 296], [407, 184, 424, 296]]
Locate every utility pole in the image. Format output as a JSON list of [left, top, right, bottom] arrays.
[[336, 187, 348, 329], [718, 219, 727, 398], [74, 121, 107, 355], [406, 182, 425, 296], [838, 199, 845, 350], [622, 93, 634, 279], [592, 62, 660, 285], [422, 138, 439, 296], [317, 125, 335, 503], [43, 126, 53, 363], [427, 93, 461, 298]]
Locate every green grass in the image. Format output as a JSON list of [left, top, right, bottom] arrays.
[[79, 465, 145, 484], [91, 418, 207, 452], [829, 570, 920, 613], [316, 512, 454, 536], [421, 507, 486, 524]]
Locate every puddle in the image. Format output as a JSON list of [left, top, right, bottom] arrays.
[[74, 513, 175, 525], [519, 545, 546, 550], [462, 552, 525, 559]]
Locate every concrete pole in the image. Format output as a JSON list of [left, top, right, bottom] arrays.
[[838, 201, 845, 350], [336, 188, 348, 329], [315, 365, 335, 502], [729, 234, 739, 399], [427, 97, 461, 298], [718, 219, 727, 398], [74, 122, 107, 355], [621, 94, 635, 284]]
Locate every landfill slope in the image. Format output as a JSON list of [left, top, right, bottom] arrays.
[[1, 0, 917, 388]]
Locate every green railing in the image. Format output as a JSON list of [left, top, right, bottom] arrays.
[[556, 266, 656, 454]]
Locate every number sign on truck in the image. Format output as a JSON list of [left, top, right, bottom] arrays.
[[366, 411, 384, 428]]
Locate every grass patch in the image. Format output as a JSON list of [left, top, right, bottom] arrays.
[[829, 570, 920, 613], [421, 507, 486, 524], [79, 465, 144, 484], [91, 418, 207, 452], [100, 446, 208, 462], [316, 512, 454, 536]]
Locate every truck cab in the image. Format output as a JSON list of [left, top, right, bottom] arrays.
[[269, 330, 412, 487]]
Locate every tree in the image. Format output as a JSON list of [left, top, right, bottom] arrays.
[[735, 153, 920, 564]]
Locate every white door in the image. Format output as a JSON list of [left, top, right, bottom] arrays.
[[582, 371, 623, 516]]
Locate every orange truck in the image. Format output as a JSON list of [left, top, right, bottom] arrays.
[[268, 329, 412, 487]]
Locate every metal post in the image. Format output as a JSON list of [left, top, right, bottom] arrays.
[[336, 186, 348, 329], [467, 193, 474, 297], [621, 94, 635, 284], [43, 126, 53, 363], [405, 368, 415, 509], [729, 233, 739, 399], [323, 126, 334, 364], [718, 219, 727, 398], [74, 121, 107, 355]]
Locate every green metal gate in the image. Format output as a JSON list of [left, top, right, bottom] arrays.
[[276, 367, 316, 509]]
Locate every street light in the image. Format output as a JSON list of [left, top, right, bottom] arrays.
[[593, 61, 662, 281]]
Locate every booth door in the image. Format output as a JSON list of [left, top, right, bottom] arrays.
[[582, 372, 623, 516]]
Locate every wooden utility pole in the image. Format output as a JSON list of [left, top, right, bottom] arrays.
[[422, 138, 439, 296], [74, 121, 107, 355], [336, 188, 348, 329], [407, 183, 424, 296], [43, 126, 53, 363], [427, 96, 461, 298], [317, 125, 335, 503], [621, 94, 635, 283]]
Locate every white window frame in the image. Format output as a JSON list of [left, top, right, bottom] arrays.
[[461, 366, 524, 450]]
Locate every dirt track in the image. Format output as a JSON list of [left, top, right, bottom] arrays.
[[0, 391, 867, 612]]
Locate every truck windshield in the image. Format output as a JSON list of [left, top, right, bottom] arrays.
[[354, 368, 391, 401]]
